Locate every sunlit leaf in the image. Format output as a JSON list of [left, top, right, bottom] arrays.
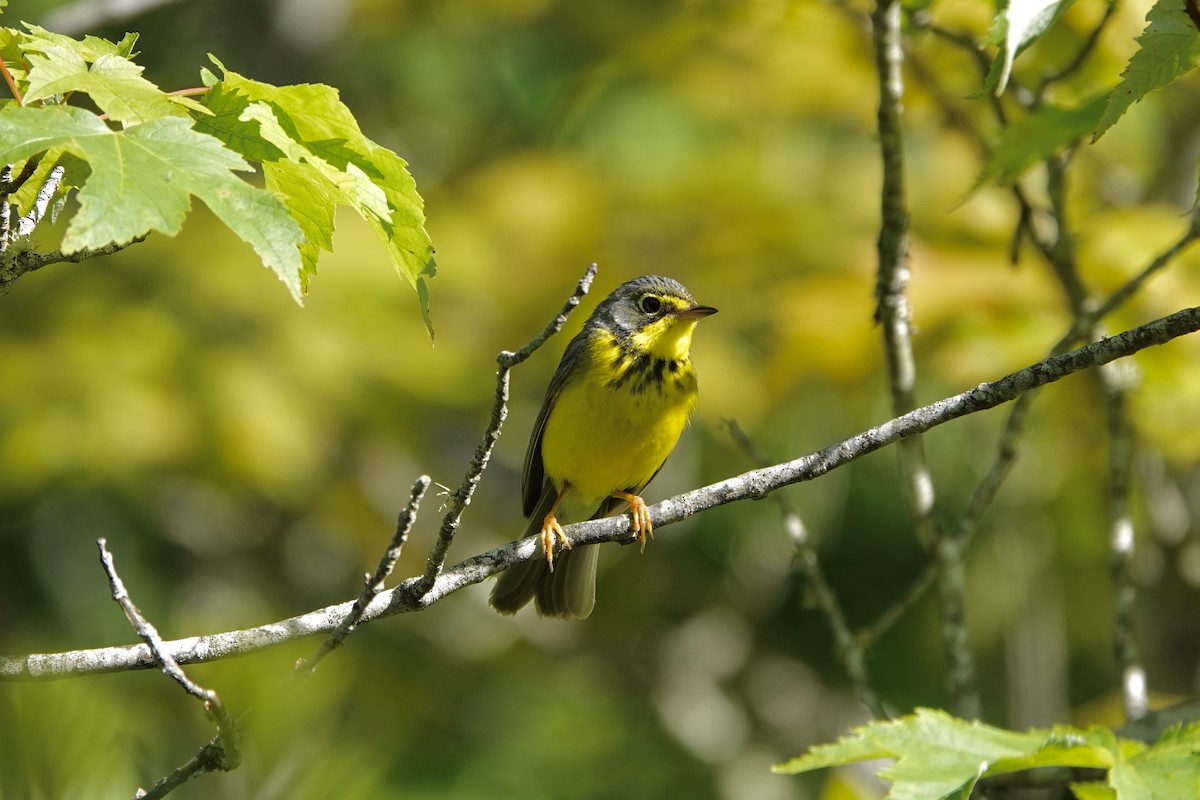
[[774, 709, 1045, 798], [1109, 724, 1200, 799], [773, 711, 1200, 800], [985, 0, 1076, 95], [0, 104, 306, 300], [20, 23, 135, 63], [22, 46, 202, 125], [9, 24, 196, 125], [1093, 0, 1200, 141], [200, 57, 436, 333]]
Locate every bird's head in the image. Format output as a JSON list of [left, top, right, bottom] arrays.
[[596, 275, 718, 361]]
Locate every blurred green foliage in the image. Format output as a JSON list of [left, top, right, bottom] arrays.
[[4, 1, 1200, 798]]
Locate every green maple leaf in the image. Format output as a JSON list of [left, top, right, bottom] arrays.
[[1109, 724, 1200, 799], [18, 23, 138, 62], [775, 711, 1200, 800], [198, 58, 436, 334], [9, 24, 194, 125], [0, 104, 306, 300], [777, 710, 1087, 799], [774, 709, 1050, 799], [1093, 0, 1200, 141], [22, 45, 202, 125]]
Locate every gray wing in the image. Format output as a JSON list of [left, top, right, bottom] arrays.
[[521, 329, 594, 517]]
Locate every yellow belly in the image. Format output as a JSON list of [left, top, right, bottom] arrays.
[[540, 359, 698, 514]]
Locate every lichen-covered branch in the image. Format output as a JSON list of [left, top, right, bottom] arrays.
[[6, 304, 1199, 683]]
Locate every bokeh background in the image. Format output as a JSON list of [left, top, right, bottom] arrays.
[[3, 0, 1200, 798]]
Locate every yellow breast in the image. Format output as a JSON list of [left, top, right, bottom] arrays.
[[540, 327, 700, 515]]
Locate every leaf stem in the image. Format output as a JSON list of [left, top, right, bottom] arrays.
[[0, 55, 23, 104]]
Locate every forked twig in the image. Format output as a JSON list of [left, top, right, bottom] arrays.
[[297, 475, 431, 675], [97, 539, 240, 799], [417, 263, 598, 592]]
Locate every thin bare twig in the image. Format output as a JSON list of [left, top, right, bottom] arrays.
[[1039, 0, 1121, 91], [297, 475, 431, 675], [910, 16, 1018, 125], [1044, 154, 1090, 316], [726, 420, 884, 718], [0, 234, 148, 297], [96, 539, 240, 798], [135, 734, 234, 800], [1090, 212, 1200, 325], [9, 306, 1198, 682], [417, 263, 598, 592]]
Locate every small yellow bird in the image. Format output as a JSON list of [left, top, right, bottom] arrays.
[[490, 275, 717, 618]]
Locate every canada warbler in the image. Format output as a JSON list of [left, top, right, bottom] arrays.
[[490, 275, 717, 619]]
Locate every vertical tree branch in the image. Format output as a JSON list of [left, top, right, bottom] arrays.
[[1042, 146, 1150, 722], [1104, 362, 1147, 721], [1044, 154, 1090, 316], [871, 0, 979, 718], [871, 0, 933, 540]]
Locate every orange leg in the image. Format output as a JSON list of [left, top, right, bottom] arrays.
[[541, 483, 572, 572], [612, 490, 653, 553]]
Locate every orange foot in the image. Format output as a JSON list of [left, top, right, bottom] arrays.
[[613, 491, 654, 553], [541, 514, 571, 572]]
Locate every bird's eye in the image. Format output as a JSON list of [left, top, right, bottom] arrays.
[[637, 295, 663, 315]]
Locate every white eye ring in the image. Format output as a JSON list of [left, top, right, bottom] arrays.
[[637, 295, 663, 315]]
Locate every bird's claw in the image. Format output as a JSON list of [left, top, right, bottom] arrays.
[[627, 495, 654, 554], [541, 515, 571, 572]]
